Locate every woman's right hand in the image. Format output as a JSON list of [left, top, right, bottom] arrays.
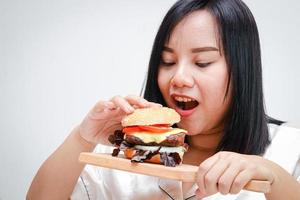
[[78, 95, 162, 145]]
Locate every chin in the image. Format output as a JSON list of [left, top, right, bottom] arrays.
[[177, 121, 203, 136]]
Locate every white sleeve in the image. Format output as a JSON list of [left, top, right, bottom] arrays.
[[264, 125, 300, 175], [71, 165, 101, 200], [70, 145, 114, 200], [287, 126, 300, 182], [292, 158, 300, 182]]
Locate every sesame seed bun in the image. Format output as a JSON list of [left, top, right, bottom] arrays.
[[121, 107, 180, 127]]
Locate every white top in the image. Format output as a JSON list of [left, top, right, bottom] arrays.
[[71, 124, 300, 200]]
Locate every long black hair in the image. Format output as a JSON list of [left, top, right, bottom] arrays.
[[143, 0, 282, 155]]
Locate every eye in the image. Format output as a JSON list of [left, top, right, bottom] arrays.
[[160, 60, 175, 67], [195, 62, 211, 68]]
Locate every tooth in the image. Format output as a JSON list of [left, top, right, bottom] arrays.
[[174, 96, 197, 102], [177, 97, 183, 102]]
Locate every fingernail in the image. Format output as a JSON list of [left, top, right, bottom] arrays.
[[142, 102, 149, 107], [141, 99, 149, 106], [195, 189, 204, 199], [142, 99, 148, 103], [126, 106, 134, 113]]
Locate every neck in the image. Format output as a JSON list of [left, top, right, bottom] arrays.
[[189, 125, 224, 151], [183, 126, 224, 166]]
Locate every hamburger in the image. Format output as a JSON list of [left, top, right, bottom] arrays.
[[108, 107, 188, 167]]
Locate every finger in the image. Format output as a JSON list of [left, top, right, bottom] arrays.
[[93, 100, 116, 113], [230, 169, 255, 194], [124, 95, 149, 108], [147, 102, 163, 107], [111, 95, 134, 114], [196, 153, 220, 198], [204, 157, 229, 196], [89, 106, 125, 121], [106, 101, 117, 110], [125, 95, 162, 108], [218, 161, 245, 195]]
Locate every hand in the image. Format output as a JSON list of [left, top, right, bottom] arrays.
[[78, 95, 161, 145], [195, 151, 275, 198]]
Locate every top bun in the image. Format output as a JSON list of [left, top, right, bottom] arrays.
[[121, 107, 180, 127]]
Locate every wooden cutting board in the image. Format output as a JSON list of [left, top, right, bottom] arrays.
[[79, 152, 271, 193]]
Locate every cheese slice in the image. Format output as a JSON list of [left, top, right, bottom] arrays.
[[125, 128, 187, 144], [134, 145, 187, 153]]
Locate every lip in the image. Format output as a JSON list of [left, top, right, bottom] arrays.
[[174, 106, 197, 117]]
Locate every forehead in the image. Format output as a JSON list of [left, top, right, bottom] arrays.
[[167, 10, 219, 48]]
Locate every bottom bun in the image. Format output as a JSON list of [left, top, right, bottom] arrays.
[[124, 148, 183, 165]]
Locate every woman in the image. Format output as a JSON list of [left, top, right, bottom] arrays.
[[27, 0, 300, 199]]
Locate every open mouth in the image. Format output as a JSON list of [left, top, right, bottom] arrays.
[[173, 96, 199, 110]]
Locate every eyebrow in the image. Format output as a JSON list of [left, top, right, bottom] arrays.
[[163, 46, 219, 53], [191, 47, 219, 53]]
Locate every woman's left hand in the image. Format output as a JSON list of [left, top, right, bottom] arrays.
[[195, 151, 275, 198]]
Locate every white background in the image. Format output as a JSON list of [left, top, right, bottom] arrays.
[[0, 0, 299, 199]]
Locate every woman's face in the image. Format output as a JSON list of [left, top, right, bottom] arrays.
[[158, 10, 231, 135]]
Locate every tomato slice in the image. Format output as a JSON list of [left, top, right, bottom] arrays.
[[123, 124, 172, 134], [152, 124, 171, 127], [139, 125, 172, 133], [122, 126, 141, 134]]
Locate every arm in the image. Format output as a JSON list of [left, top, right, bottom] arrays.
[[262, 157, 300, 200], [27, 95, 161, 200], [26, 126, 95, 200]]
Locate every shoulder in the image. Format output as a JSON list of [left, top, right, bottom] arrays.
[[268, 122, 300, 140], [265, 123, 300, 175]]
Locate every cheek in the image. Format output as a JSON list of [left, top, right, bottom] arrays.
[[200, 66, 230, 109], [157, 68, 170, 94], [210, 78, 228, 102], [157, 69, 164, 92]]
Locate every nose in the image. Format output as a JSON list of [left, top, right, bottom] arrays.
[[170, 65, 194, 88]]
